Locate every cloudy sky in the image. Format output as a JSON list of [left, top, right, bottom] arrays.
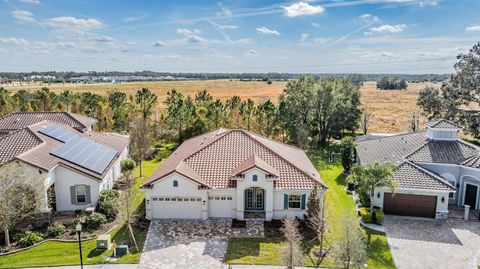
[[1, 0, 479, 73]]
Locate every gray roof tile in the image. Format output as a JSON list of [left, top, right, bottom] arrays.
[[0, 112, 97, 132], [395, 162, 455, 191], [425, 119, 461, 129], [406, 140, 478, 164]]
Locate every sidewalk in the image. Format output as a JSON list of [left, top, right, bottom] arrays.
[[24, 265, 138, 269]]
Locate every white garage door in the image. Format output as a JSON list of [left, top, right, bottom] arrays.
[[151, 197, 202, 219], [208, 196, 233, 218]]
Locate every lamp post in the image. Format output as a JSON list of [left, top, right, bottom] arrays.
[[76, 223, 83, 269]]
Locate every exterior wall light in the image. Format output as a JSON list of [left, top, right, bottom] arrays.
[[441, 196, 445, 203], [377, 192, 381, 199]]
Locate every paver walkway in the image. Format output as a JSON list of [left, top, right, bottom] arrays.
[[139, 219, 263, 269], [385, 215, 480, 269]]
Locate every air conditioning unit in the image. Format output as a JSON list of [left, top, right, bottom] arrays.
[[96, 234, 111, 250]]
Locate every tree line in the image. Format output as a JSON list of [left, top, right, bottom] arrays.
[[376, 76, 407, 90]]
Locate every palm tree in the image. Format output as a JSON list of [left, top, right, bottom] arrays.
[[348, 163, 397, 212]]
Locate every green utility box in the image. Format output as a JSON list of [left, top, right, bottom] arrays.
[[115, 245, 129, 257]]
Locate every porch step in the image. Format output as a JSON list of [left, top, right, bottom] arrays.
[[244, 211, 266, 220]]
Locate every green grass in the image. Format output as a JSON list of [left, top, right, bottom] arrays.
[[226, 151, 395, 268], [0, 159, 161, 268]]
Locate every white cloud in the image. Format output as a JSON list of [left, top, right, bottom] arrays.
[[44, 16, 103, 30], [313, 37, 329, 45], [359, 13, 379, 22], [176, 28, 201, 36], [11, 10, 35, 23], [91, 36, 115, 43], [218, 24, 238, 29], [20, 0, 41, 4], [311, 22, 320, 28], [466, 25, 480, 32], [256, 26, 280, 35], [217, 2, 232, 17], [246, 49, 258, 56], [0, 37, 29, 46], [300, 33, 309, 42], [153, 41, 166, 47], [283, 2, 325, 17], [368, 24, 406, 34], [186, 35, 204, 43], [57, 42, 75, 48]]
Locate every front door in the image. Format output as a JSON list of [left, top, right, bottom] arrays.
[[245, 187, 265, 211], [464, 184, 478, 209]]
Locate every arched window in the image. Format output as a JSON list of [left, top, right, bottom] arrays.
[[173, 180, 178, 187], [253, 175, 258, 181]]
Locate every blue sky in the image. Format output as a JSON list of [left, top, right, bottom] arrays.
[[1, 0, 479, 73]]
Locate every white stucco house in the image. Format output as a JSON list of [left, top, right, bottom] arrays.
[[142, 128, 326, 221], [0, 112, 129, 215], [356, 119, 480, 219]]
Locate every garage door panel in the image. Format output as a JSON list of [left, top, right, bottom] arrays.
[[151, 197, 202, 219], [383, 193, 436, 218], [209, 196, 233, 218]]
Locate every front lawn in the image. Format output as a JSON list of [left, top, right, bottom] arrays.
[[0, 159, 161, 269], [226, 151, 395, 268]]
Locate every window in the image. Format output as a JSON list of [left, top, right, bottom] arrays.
[[171, 198, 177, 201], [190, 198, 195, 201], [215, 197, 220, 200], [221, 197, 226, 200], [253, 175, 258, 181], [75, 185, 86, 204], [196, 198, 201, 202], [165, 198, 170, 201], [173, 180, 178, 187], [153, 198, 158, 201], [227, 197, 232, 200], [288, 194, 301, 209], [178, 198, 183, 201], [159, 198, 164, 201], [448, 181, 456, 199]]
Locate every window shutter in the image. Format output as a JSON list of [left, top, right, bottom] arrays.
[[301, 194, 306, 210], [284, 194, 288, 209], [70, 186, 76, 204], [85, 185, 91, 203]]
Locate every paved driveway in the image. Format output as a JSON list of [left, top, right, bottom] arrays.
[[139, 219, 263, 269], [385, 216, 480, 269]]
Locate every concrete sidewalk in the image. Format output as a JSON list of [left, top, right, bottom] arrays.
[[24, 265, 138, 269]]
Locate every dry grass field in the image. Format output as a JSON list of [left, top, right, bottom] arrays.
[[5, 80, 439, 134]]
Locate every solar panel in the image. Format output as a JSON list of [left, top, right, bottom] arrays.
[[39, 124, 78, 142], [52, 136, 118, 174]]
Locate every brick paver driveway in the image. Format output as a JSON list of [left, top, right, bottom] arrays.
[[139, 219, 263, 269], [385, 215, 480, 269]]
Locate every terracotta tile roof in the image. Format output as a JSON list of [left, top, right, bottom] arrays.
[[143, 129, 325, 190], [425, 119, 461, 129], [0, 128, 43, 165], [0, 112, 97, 132], [2, 121, 128, 179], [406, 140, 478, 164], [394, 161, 455, 191], [462, 153, 480, 168], [356, 132, 428, 165], [231, 155, 279, 177]]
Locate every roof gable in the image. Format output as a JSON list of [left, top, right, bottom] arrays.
[[395, 161, 455, 191], [0, 128, 43, 165], [406, 140, 478, 164], [426, 119, 461, 129], [231, 155, 280, 177], [0, 112, 97, 132]]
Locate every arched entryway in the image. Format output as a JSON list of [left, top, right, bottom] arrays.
[[244, 187, 265, 211]]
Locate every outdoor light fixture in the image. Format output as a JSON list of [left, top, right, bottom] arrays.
[[441, 197, 445, 203], [76, 223, 83, 269], [377, 192, 381, 199]]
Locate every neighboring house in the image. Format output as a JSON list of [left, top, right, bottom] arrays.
[[0, 112, 129, 214], [356, 119, 480, 219], [142, 128, 326, 221]]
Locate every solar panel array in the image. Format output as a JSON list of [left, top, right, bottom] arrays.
[[39, 124, 79, 143], [40, 124, 118, 174]]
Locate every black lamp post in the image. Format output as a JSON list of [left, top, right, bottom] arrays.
[[76, 223, 84, 269]]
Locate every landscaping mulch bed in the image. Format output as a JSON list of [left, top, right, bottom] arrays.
[[264, 219, 283, 237]]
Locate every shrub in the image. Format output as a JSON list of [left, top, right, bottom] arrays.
[[359, 207, 371, 223], [84, 213, 107, 230], [97, 198, 119, 222], [18, 231, 43, 247], [373, 208, 385, 225], [46, 222, 66, 238], [358, 192, 370, 207], [99, 189, 119, 201]]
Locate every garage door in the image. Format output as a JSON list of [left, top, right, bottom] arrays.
[[383, 193, 437, 218], [208, 196, 233, 218], [151, 197, 202, 219]]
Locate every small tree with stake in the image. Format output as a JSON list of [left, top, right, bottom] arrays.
[[281, 218, 304, 269], [118, 159, 139, 252], [306, 185, 330, 267], [334, 216, 367, 269]]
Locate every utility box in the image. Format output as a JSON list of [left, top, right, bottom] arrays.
[[115, 245, 129, 257], [96, 234, 111, 250]]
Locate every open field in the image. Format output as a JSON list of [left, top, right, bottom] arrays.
[[4, 80, 440, 133]]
